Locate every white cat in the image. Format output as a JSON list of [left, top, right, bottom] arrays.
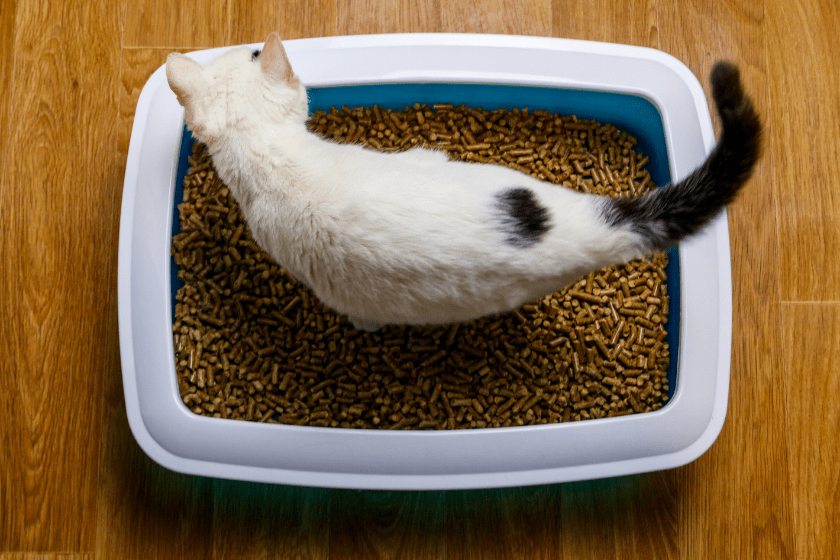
[[166, 33, 761, 330]]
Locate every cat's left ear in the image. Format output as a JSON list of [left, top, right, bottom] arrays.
[[260, 32, 295, 83], [166, 53, 207, 106]]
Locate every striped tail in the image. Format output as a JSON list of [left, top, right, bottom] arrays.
[[601, 61, 763, 251]]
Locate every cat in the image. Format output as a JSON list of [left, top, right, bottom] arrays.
[[166, 32, 762, 331]]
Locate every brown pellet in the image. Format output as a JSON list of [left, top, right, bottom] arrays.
[[172, 103, 671, 429]]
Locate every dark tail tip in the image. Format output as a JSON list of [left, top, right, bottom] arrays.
[[709, 60, 763, 189], [710, 61, 763, 151], [600, 60, 763, 252], [710, 61, 745, 118]]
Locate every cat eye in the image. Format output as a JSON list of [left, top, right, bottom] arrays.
[[251, 49, 261, 60]]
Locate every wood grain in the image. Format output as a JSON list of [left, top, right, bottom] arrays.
[[440, 0, 550, 35], [767, 0, 840, 301], [94, 353, 214, 560], [94, 422, 214, 560], [446, 486, 560, 560], [0, 555, 92, 560], [561, 473, 678, 560], [0, 0, 121, 551], [657, 1, 796, 558], [2, 0, 839, 557], [336, 0, 442, 35], [117, 48, 194, 172], [123, 0, 229, 48], [328, 491, 445, 560], [551, 0, 657, 46], [212, 481, 331, 560], [0, 0, 18, 548], [782, 304, 840, 560], [230, 0, 336, 43], [0, 0, 16, 187]]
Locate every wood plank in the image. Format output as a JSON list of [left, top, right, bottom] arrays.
[[94, 354, 214, 560], [116, 48, 195, 174], [123, 0, 229, 48], [229, 0, 336, 44], [445, 486, 560, 560], [0, 0, 16, 185], [95, 46, 214, 560], [550, 7, 673, 559], [560, 482, 616, 559], [330, 490, 445, 560], [560, 473, 678, 560], [551, 0, 657, 46], [0, 555, 92, 560], [767, 0, 840, 301], [211, 481, 330, 560], [781, 303, 840, 560], [656, 0, 795, 558], [93, 420, 214, 560], [0, 0, 121, 551], [336, 0, 442, 35], [0, 0, 18, 548], [440, 0, 550, 35]]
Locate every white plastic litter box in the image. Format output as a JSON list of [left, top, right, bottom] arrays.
[[118, 33, 731, 490]]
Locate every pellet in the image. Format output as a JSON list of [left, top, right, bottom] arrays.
[[172, 104, 672, 429]]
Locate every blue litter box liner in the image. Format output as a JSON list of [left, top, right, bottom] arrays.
[[171, 83, 680, 403]]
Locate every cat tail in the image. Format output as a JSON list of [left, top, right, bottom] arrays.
[[600, 61, 762, 251]]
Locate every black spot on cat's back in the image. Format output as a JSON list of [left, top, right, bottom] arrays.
[[495, 187, 551, 248]]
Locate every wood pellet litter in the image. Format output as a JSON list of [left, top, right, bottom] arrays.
[[171, 103, 671, 429]]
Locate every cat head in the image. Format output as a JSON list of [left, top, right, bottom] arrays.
[[165, 32, 308, 146]]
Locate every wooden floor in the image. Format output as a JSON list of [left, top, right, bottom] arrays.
[[0, 0, 837, 557]]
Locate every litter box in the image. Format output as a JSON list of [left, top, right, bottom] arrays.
[[118, 33, 730, 489]]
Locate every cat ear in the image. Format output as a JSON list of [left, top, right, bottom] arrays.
[[166, 53, 207, 106], [260, 32, 295, 83]]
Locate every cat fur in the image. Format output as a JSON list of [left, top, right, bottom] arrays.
[[166, 33, 762, 330]]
